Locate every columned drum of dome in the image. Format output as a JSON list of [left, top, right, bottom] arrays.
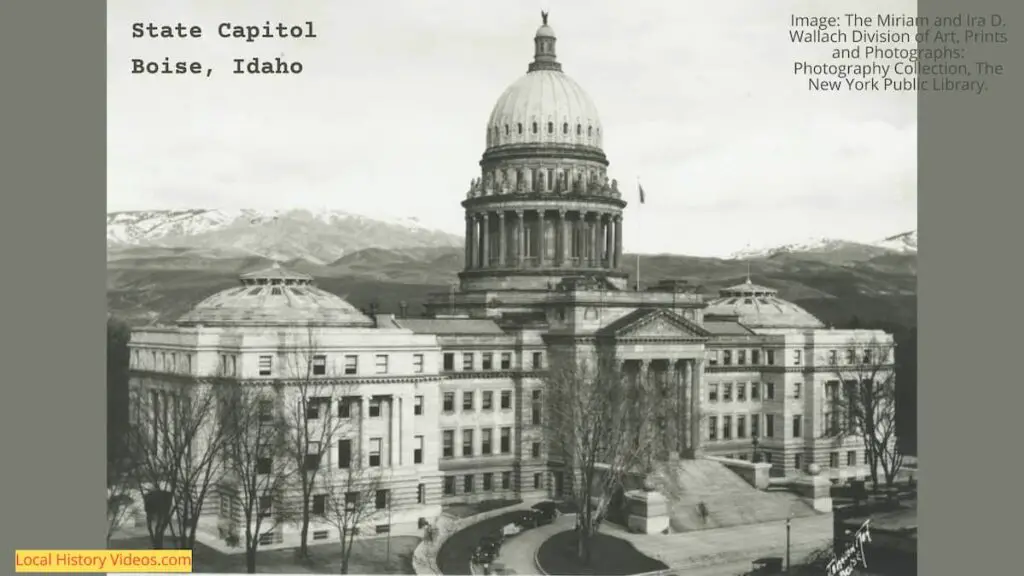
[[460, 14, 629, 292]]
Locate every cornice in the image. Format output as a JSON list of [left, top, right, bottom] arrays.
[[461, 195, 626, 211], [458, 268, 629, 279], [704, 363, 896, 374], [441, 370, 547, 380], [480, 144, 609, 166], [129, 369, 441, 386]]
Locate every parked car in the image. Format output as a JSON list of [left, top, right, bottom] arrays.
[[531, 501, 559, 525]]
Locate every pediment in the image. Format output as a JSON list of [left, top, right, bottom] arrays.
[[603, 309, 710, 340]]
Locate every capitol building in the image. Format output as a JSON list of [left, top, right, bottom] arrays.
[[128, 15, 892, 549]]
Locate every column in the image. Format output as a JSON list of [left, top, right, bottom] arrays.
[[359, 396, 369, 467], [498, 211, 507, 267], [464, 214, 473, 269], [589, 214, 599, 267], [690, 360, 703, 458], [481, 212, 491, 268], [637, 360, 651, 467], [608, 216, 617, 268], [537, 210, 547, 266], [614, 215, 623, 268], [525, 167, 533, 192], [681, 361, 692, 455], [597, 215, 607, 266], [516, 210, 526, 265], [557, 210, 567, 267], [390, 395, 400, 467]]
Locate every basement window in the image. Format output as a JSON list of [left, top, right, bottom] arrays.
[[248, 288, 263, 296]]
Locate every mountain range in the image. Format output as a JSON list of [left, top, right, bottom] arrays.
[[106, 209, 917, 330]]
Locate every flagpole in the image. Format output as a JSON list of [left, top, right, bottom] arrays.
[[635, 176, 642, 292]]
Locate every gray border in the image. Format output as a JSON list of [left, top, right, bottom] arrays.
[[919, 0, 1021, 575], [0, 0, 107, 554]]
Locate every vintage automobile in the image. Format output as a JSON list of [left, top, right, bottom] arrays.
[[746, 557, 783, 574], [530, 501, 560, 525]]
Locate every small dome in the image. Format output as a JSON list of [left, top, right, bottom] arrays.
[[704, 279, 824, 330], [535, 24, 556, 38], [176, 263, 374, 328]]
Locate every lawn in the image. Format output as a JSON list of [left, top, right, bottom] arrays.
[[536, 530, 668, 576], [436, 510, 527, 575], [442, 498, 521, 519], [116, 535, 418, 574]]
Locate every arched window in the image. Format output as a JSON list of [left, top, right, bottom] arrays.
[[517, 123, 523, 134], [587, 126, 592, 136], [532, 122, 538, 134], [547, 122, 554, 134], [576, 124, 582, 135], [562, 122, 568, 134], [505, 124, 510, 136]]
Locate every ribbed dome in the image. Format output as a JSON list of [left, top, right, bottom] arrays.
[[486, 71, 603, 149], [176, 264, 375, 328], [704, 279, 825, 330]]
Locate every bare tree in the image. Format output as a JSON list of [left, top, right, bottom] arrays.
[[280, 324, 359, 559], [543, 353, 662, 563], [321, 466, 389, 574], [106, 456, 135, 546], [822, 339, 904, 490], [220, 382, 294, 574]]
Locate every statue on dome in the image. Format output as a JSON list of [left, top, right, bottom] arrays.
[[600, 176, 611, 195], [483, 173, 494, 195], [610, 178, 620, 196], [541, 11, 549, 25]]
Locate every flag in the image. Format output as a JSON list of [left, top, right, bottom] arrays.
[[638, 182, 646, 204]]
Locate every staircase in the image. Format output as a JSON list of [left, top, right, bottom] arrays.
[[653, 459, 818, 532]]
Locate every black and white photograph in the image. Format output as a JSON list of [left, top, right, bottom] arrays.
[[106, 1, 918, 574]]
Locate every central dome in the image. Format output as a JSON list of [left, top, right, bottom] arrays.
[[485, 17, 603, 150]]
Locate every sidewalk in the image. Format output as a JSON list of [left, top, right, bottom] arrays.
[[492, 514, 577, 575]]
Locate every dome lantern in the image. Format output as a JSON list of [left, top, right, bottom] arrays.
[[529, 11, 561, 73]]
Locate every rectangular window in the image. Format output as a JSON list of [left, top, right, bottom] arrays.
[[750, 414, 759, 438], [829, 350, 838, 365], [375, 489, 389, 510], [337, 440, 352, 469], [462, 353, 474, 371], [369, 438, 382, 467], [846, 349, 857, 364], [863, 349, 873, 364], [369, 398, 382, 418], [737, 350, 747, 365], [766, 383, 776, 400], [723, 350, 732, 365], [751, 350, 761, 365], [501, 390, 512, 409], [464, 475, 474, 493], [338, 397, 352, 418], [312, 494, 327, 515], [723, 383, 732, 402], [482, 391, 493, 411], [344, 355, 358, 375], [483, 472, 493, 491], [257, 457, 272, 475], [793, 350, 802, 365], [847, 451, 857, 466], [482, 353, 493, 370], [414, 436, 424, 464], [722, 416, 732, 440], [462, 429, 474, 457], [345, 492, 359, 511], [442, 431, 454, 458], [413, 354, 424, 373], [792, 416, 802, 438], [258, 355, 273, 376], [793, 382, 802, 399], [417, 483, 426, 504], [258, 400, 274, 423], [532, 442, 541, 458], [708, 416, 718, 441], [414, 395, 424, 415], [501, 353, 512, 370], [306, 397, 329, 420], [532, 352, 543, 369], [312, 355, 327, 375], [737, 415, 746, 438], [500, 427, 511, 454], [375, 354, 389, 374], [462, 391, 474, 411], [708, 350, 719, 365], [830, 452, 840, 468], [304, 441, 321, 471], [751, 382, 760, 400], [737, 383, 746, 401], [376, 525, 390, 535], [444, 476, 456, 495], [764, 452, 773, 464], [533, 473, 542, 490], [766, 414, 775, 438], [708, 384, 719, 402], [258, 531, 280, 545], [313, 530, 329, 541], [258, 495, 273, 518], [767, 350, 776, 365], [443, 392, 454, 412], [531, 390, 542, 425], [502, 471, 512, 490], [443, 353, 455, 371]]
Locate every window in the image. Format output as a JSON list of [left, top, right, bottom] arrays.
[[412, 395, 423, 416], [482, 353, 493, 370], [376, 525, 390, 535], [259, 531, 281, 545], [847, 451, 857, 466], [442, 431, 454, 458], [338, 440, 352, 469], [863, 349, 873, 364], [708, 416, 718, 440], [547, 121, 554, 133], [306, 397, 329, 420], [369, 398, 381, 418], [751, 350, 761, 364], [532, 122, 538, 133], [500, 427, 511, 454], [737, 416, 746, 438], [517, 123, 523, 134], [443, 392, 455, 412], [532, 352, 543, 369], [462, 353, 474, 371], [344, 355, 357, 375], [483, 472, 494, 491], [501, 353, 512, 370], [502, 471, 512, 490], [444, 476, 456, 495], [723, 350, 732, 366], [533, 473, 542, 489], [793, 382, 802, 399], [531, 391, 542, 425], [751, 382, 760, 400], [737, 383, 746, 401], [345, 493, 358, 513], [259, 495, 273, 518], [830, 452, 840, 468], [417, 483, 426, 504], [312, 355, 326, 375], [708, 350, 719, 365], [794, 454, 803, 470], [723, 383, 732, 402], [792, 416, 802, 438], [258, 400, 274, 422], [313, 530, 329, 541], [737, 350, 747, 365], [501, 390, 512, 410], [562, 122, 568, 134], [462, 429, 474, 457], [464, 474, 475, 493], [312, 494, 327, 515], [708, 384, 719, 402], [375, 489, 389, 510], [338, 397, 352, 418], [532, 442, 541, 458], [767, 350, 776, 365], [793, 350, 802, 365], [481, 429, 493, 455], [414, 436, 424, 464], [766, 415, 775, 438], [846, 349, 857, 364], [766, 383, 776, 400], [305, 441, 321, 470], [722, 416, 732, 440], [375, 355, 389, 374], [482, 391, 493, 410], [443, 353, 455, 371], [750, 414, 759, 438], [369, 438, 382, 467], [258, 355, 272, 376], [828, 350, 838, 365], [413, 354, 424, 373], [257, 457, 272, 475], [462, 391, 474, 411]]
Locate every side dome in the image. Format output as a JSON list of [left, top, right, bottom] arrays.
[[176, 264, 375, 328], [704, 279, 825, 330], [485, 16, 603, 150]]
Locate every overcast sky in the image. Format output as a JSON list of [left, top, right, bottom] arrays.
[[108, 0, 916, 257]]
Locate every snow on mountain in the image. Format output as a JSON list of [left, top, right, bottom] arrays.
[[730, 230, 917, 260]]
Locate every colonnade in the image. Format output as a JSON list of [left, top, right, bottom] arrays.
[[621, 357, 704, 459], [464, 209, 623, 270]]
